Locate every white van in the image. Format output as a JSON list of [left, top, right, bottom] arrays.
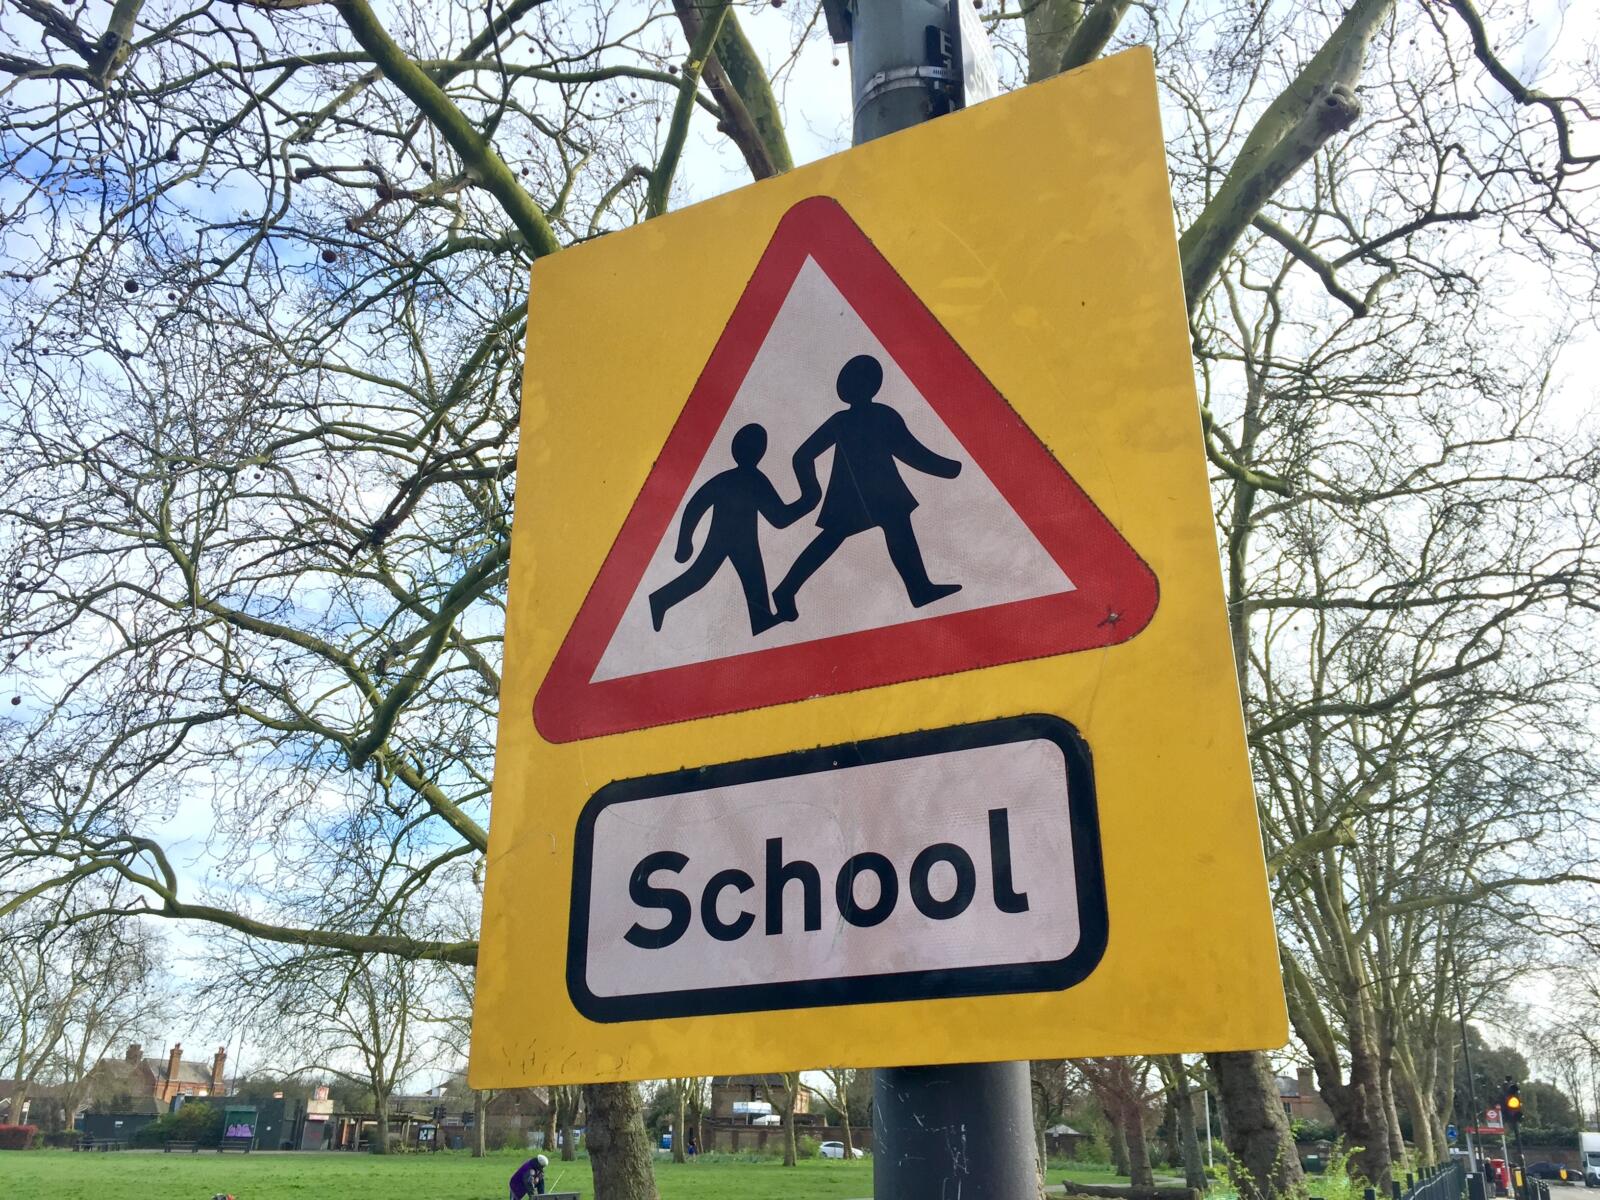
[[1580, 1130, 1600, 1187]]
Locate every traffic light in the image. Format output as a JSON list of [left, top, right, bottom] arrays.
[[1500, 1080, 1523, 1126]]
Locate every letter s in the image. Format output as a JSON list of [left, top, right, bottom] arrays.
[[623, 850, 691, 949]]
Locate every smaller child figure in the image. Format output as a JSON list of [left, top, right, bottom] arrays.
[[649, 423, 810, 636]]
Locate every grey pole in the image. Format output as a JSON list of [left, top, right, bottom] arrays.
[[840, 0, 960, 143], [818, 3, 1042, 1196], [873, 1061, 1041, 1199]]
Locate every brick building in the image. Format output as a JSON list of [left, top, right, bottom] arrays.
[[85, 1043, 228, 1108], [1277, 1067, 1335, 1124], [710, 1074, 810, 1120]]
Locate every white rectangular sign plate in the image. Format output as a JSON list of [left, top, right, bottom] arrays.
[[567, 715, 1107, 1022]]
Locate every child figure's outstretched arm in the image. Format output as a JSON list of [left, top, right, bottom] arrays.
[[674, 482, 716, 562], [887, 408, 962, 479]]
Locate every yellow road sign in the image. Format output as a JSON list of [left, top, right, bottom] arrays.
[[471, 47, 1286, 1087]]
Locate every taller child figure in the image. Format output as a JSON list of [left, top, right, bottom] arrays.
[[773, 354, 963, 623]]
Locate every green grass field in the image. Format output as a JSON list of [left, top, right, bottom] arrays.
[[0, 1148, 1135, 1200]]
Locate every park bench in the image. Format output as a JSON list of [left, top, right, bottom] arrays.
[[76, 1138, 126, 1152], [1058, 1185, 1202, 1200], [217, 1135, 254, 1153], [164, 1139, 200, 1153]]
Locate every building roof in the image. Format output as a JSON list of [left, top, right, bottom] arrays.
[[484, 1087, 551, 1115], [1276, 1075, 1301, 1097], [712, 1075, 792, 1088], [146, 1057, 215, 1086], [0, 1079, 64, 1097]]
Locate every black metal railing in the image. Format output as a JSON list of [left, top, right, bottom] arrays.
[[1364, 1160, 1466, 1200]]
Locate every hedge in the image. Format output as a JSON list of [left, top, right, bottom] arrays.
[[131, 1103, 224, 1148], [0, 1123, 40, 1150]]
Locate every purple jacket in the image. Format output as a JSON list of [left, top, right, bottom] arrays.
[[509, 1156, 545, 1198]]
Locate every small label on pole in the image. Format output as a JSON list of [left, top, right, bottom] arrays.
[[956, 1, 1002, 106]]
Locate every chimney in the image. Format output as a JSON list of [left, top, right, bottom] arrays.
[[211, 1047, 227, 1096], [167, 1043, 183, 1085], [1297, 1066, 1315, 1095], [126, 1043, 143, 1064]]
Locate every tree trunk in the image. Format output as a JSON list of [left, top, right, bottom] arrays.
[[1345, 1018, 1394, 1185], [1023, 0, 1085, 82], [672, 1085, 687, 1164], [839, 1092, 853, 1158], [1124, 1100, 1155, 1188], [10, 1083, 31, 1128], [561, 1108, 577, 1162], [782, 1085, 798, 1167], [584, 1082, 658, 1200], [1160, 1096, 1180, 1166], [1397, 1073, 1433, 1165], [544, 1098, 558, 1155], [1380, 1063, 1405, 1168], [1109, 1109, 1131, 1176], [372, 1090, 391, 1154], [1207, 1051, 1304, 1200], [1167, 1057, 1209, 1189], [473, 1091, 486, 1158]]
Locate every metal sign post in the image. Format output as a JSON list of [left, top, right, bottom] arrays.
[[828, 4, 1037, 1195], [1456, 977, 1483, 1173]]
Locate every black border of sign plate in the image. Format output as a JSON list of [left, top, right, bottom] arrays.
[[565, 713, 1109, 1023]]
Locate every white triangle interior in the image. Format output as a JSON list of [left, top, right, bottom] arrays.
[[591, 256, 1074, 684]]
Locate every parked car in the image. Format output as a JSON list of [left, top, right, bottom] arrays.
[[819, 1141, 865, 1160], [1527, 1163, 1568, 1182]]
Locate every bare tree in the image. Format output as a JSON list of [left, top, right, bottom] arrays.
[[432, 958, 494, 1156], [1032, 1060, 1085, 1184], [553, 1084, 583, 1162], [244, 944, 438, 1154], [0, 904, 167, 1130], [1156, 1056, 1209, 1190], [760, 1070, 804, 1167], [1074, 1058, 1158, 1187], [809, 1067, 859, 1158]]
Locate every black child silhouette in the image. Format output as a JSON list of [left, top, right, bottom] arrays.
[[772, 354, 963, 623], [649, 423, 809, 636]]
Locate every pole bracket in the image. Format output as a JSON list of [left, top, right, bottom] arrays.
[[853, 64, 960, 118]]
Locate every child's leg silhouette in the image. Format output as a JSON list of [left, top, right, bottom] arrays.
[[880, 511, 960, 607], [771, 526, 849, 622], [649, 548, 728, 631], [729, 542, 779, 635]]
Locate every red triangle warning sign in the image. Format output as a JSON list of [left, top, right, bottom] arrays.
[[534, 196, 1158, 743]]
